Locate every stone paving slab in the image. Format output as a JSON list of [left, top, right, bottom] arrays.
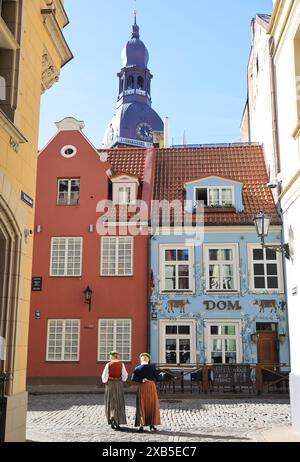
[[26, 394, 292, 443]]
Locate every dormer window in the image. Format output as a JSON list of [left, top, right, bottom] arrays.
[[111, 175, 139, 205], [195, 187, 234, 208], [115, 184, 135, 205]]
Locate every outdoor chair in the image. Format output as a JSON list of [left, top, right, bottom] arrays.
[[159, 370, 176, 393], [190, 370, 203, 393]]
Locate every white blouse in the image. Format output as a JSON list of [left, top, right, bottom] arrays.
[[101, 362, 128, 384]]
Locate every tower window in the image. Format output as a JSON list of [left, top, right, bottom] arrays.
[[137, 76, 144, 90], [127, 75, 134, 90]]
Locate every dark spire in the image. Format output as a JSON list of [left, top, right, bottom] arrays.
[[132, 8, 140, 38]]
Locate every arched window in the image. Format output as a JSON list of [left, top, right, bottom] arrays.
[[119, 77, 124, 94], [137, 76, 144, 90], [127, 75, 134, 90]]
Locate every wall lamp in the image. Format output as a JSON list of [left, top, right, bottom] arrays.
[[250, 333, 258, 344], [279, 333, 286, 345], [253, 210, 290, 260], [84, 286, 93, 312]]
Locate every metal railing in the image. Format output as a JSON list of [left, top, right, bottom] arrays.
[[155, 363, 290, 395]]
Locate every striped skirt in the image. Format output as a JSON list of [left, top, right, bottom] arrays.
[[104, 380, 127, 425], [135, 381, 161, 427]]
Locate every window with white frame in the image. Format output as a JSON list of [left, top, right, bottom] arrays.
[[159, 321, 196, 365], [47, 319, 80, 362], [57, 179, 80, 205], [195, 187, 234, 207], [249, 245, 283, 291], [101, 237, 133, 276], [206, 321, 241, 364], [204, 245, 239, 291], [160, 245, 194, 292], [50, 237, 82, 277], [113, 183, 136, 205], [98, 319, 131, 362]]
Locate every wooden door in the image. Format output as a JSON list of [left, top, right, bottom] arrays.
[[257, 331, 278, 365]]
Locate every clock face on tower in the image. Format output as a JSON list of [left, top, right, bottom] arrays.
[[136, 122, 153, 142]]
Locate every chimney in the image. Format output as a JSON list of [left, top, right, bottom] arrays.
[[164, 117, 170, 148]]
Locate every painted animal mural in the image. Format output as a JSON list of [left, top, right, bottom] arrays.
[[167, 299, 191, 313], [253, 299, 277, 313]]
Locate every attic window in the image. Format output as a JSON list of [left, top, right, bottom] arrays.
[[195, 187, 234, 208], [61, 145, 77, 158], [113, 183, 136, 205]]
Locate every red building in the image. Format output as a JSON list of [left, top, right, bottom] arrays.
[[27, 118, 155, 384]]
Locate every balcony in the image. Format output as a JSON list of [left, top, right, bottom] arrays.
[[0, 15, 19, 50]]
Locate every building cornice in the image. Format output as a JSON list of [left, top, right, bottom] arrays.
[[268, 0, 295, 57], [41, 8, 73, 67], [156, 225, 282, 234], [268, 0, 284, 35], [0, 109, 27, 151], [48, 0, 69, 27]]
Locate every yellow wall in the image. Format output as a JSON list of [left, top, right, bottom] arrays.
[[0, 0, 72, 441]]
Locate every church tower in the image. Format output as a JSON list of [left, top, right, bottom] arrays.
[[103, 13, 164, 148]]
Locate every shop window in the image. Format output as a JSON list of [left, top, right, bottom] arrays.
[[206, 321, 242, 364]]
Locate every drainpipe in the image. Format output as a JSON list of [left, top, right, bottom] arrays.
[[269, 36, 282, 199]]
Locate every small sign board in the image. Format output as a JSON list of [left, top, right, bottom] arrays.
[[32, 277, 42, 292], [21, 191, 34, 208]]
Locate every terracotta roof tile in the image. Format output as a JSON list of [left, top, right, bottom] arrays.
[[153, 145, 281, 225], [98, 148, 147, 181]]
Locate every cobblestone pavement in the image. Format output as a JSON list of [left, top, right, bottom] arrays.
[[26, 394, 291, 442]]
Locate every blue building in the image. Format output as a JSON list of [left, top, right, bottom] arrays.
[[150, 145, 290, 368], [103, 13, 164, 148]]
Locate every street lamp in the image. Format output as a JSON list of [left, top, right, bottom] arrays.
[[253, 210, 290, 260], [84, 286, 93, 312]]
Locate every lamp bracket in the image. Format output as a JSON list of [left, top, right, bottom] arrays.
[[262, 243, 290, 260]]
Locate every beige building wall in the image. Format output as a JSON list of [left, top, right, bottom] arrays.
[[241, 1, 300, 434], [0, 0, 72, 442], [269, 0, 300, 434], [240, 15, 275, 182]]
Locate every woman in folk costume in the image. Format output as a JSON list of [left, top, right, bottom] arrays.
[[131, 353, 164, 433], [101, 351, 128, 431]]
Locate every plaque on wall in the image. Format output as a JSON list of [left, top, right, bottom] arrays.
[[32, 277, 42, 292]]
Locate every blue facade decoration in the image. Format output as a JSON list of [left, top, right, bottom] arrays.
[[103, 13, 164, 148], [150, 230, 289, 367]]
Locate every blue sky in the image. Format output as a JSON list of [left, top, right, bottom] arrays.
[[38, 0, 273, 149]]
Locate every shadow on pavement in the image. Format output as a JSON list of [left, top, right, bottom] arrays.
[[117, 427, 251, 441]]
